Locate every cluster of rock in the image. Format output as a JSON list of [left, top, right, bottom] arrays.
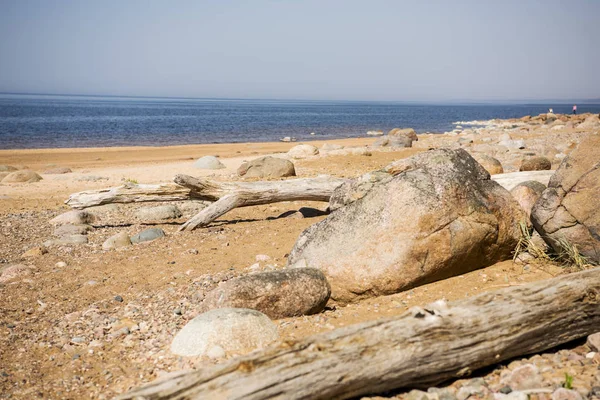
[[372, 127, 418, 149]]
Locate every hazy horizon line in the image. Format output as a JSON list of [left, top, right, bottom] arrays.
[[1, 90, 599, 106]]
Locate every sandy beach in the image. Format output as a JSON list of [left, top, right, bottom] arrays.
[[1, 114, 599, 399]]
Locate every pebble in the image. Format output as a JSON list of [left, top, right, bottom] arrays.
[[114, 295, 124, 303], [55, 261, 67, 268]]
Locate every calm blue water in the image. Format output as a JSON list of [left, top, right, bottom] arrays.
[[1, 94, 599, 149]]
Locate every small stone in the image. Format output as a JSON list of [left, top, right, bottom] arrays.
[[43, 167, 72, 174], [500, 364, 544, 390], [552, 388, 583, 400], [71, 337, 85, 344], [174, 308, 182, 315], [21, 246, 47, 259], [170, 308, 279, 357], [55, 261, 67, 268], [499, 386, 513, 394], [404, 389, 431, 400], [114, 295, 124, 303], [102, 231, 132, 250], [206, 345, 226, 360]]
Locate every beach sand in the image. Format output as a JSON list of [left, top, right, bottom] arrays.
[[0, 124, 596, 399]]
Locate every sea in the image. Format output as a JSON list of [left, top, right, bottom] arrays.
[[1, 94, 599, 149]]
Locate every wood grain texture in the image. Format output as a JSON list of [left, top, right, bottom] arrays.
[[118, 267, 600, 400], [65, 183, 192, 209], [175, 175, 346, 230]]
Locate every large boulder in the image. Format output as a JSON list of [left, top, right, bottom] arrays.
[[388, 128, 418, 141], [237, 156, 296, 179], [170, 308, 278, 357], [1, 170, 42, 183], [200, 268, 330, 319], [287, 148, 526, 304], [531, 135, 600, 263]]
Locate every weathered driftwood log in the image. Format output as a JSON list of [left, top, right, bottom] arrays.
[[65, 183, 192, 209], [174, 175, 346, 231], [118, 267, 600, 400], [491, 170, 554, 191]]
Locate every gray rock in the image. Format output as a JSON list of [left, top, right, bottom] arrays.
[[193, 156, 225, 170], [102, 231, 132, 250], [427, 387, 457, 400], [372, 135, 413, 148], [500, 364, 544, 391], [587, 332, 600, 352], [404, 390, 432, 400], [532, 135, 600, 264], [130, 228, 165, 244], [135, 205, 182, 222], [237, 156, 296, 179], [499, 139, 526, 149], [50, 210, 96, 226], [287, 144, 319, 159], [1, 170, 43, 183], [53, 224, 93, 237], [170, 308, 279, 357], [75, 175, 108, 182], [552, 388, 583, 400], [288, 149, 525, 304], [43, 167, 72, 174], [320, 143, 344, 151], [201, 268, 330, 319]]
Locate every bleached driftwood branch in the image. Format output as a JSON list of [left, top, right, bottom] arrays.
[[174, 174, 346, 231], [118, 267, 600, 400]]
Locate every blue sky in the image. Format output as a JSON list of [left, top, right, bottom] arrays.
[[0, 0, 598, 101]]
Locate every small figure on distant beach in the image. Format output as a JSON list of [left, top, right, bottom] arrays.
[[573, 104, 577, 114], [549, 108, 553, 113]]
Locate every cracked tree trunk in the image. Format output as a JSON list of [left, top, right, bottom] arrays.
[[117, 267, 600, 400], [174, 174, 346, 231]]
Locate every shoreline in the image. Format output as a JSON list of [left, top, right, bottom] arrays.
[[0, 137, 375, 170]]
